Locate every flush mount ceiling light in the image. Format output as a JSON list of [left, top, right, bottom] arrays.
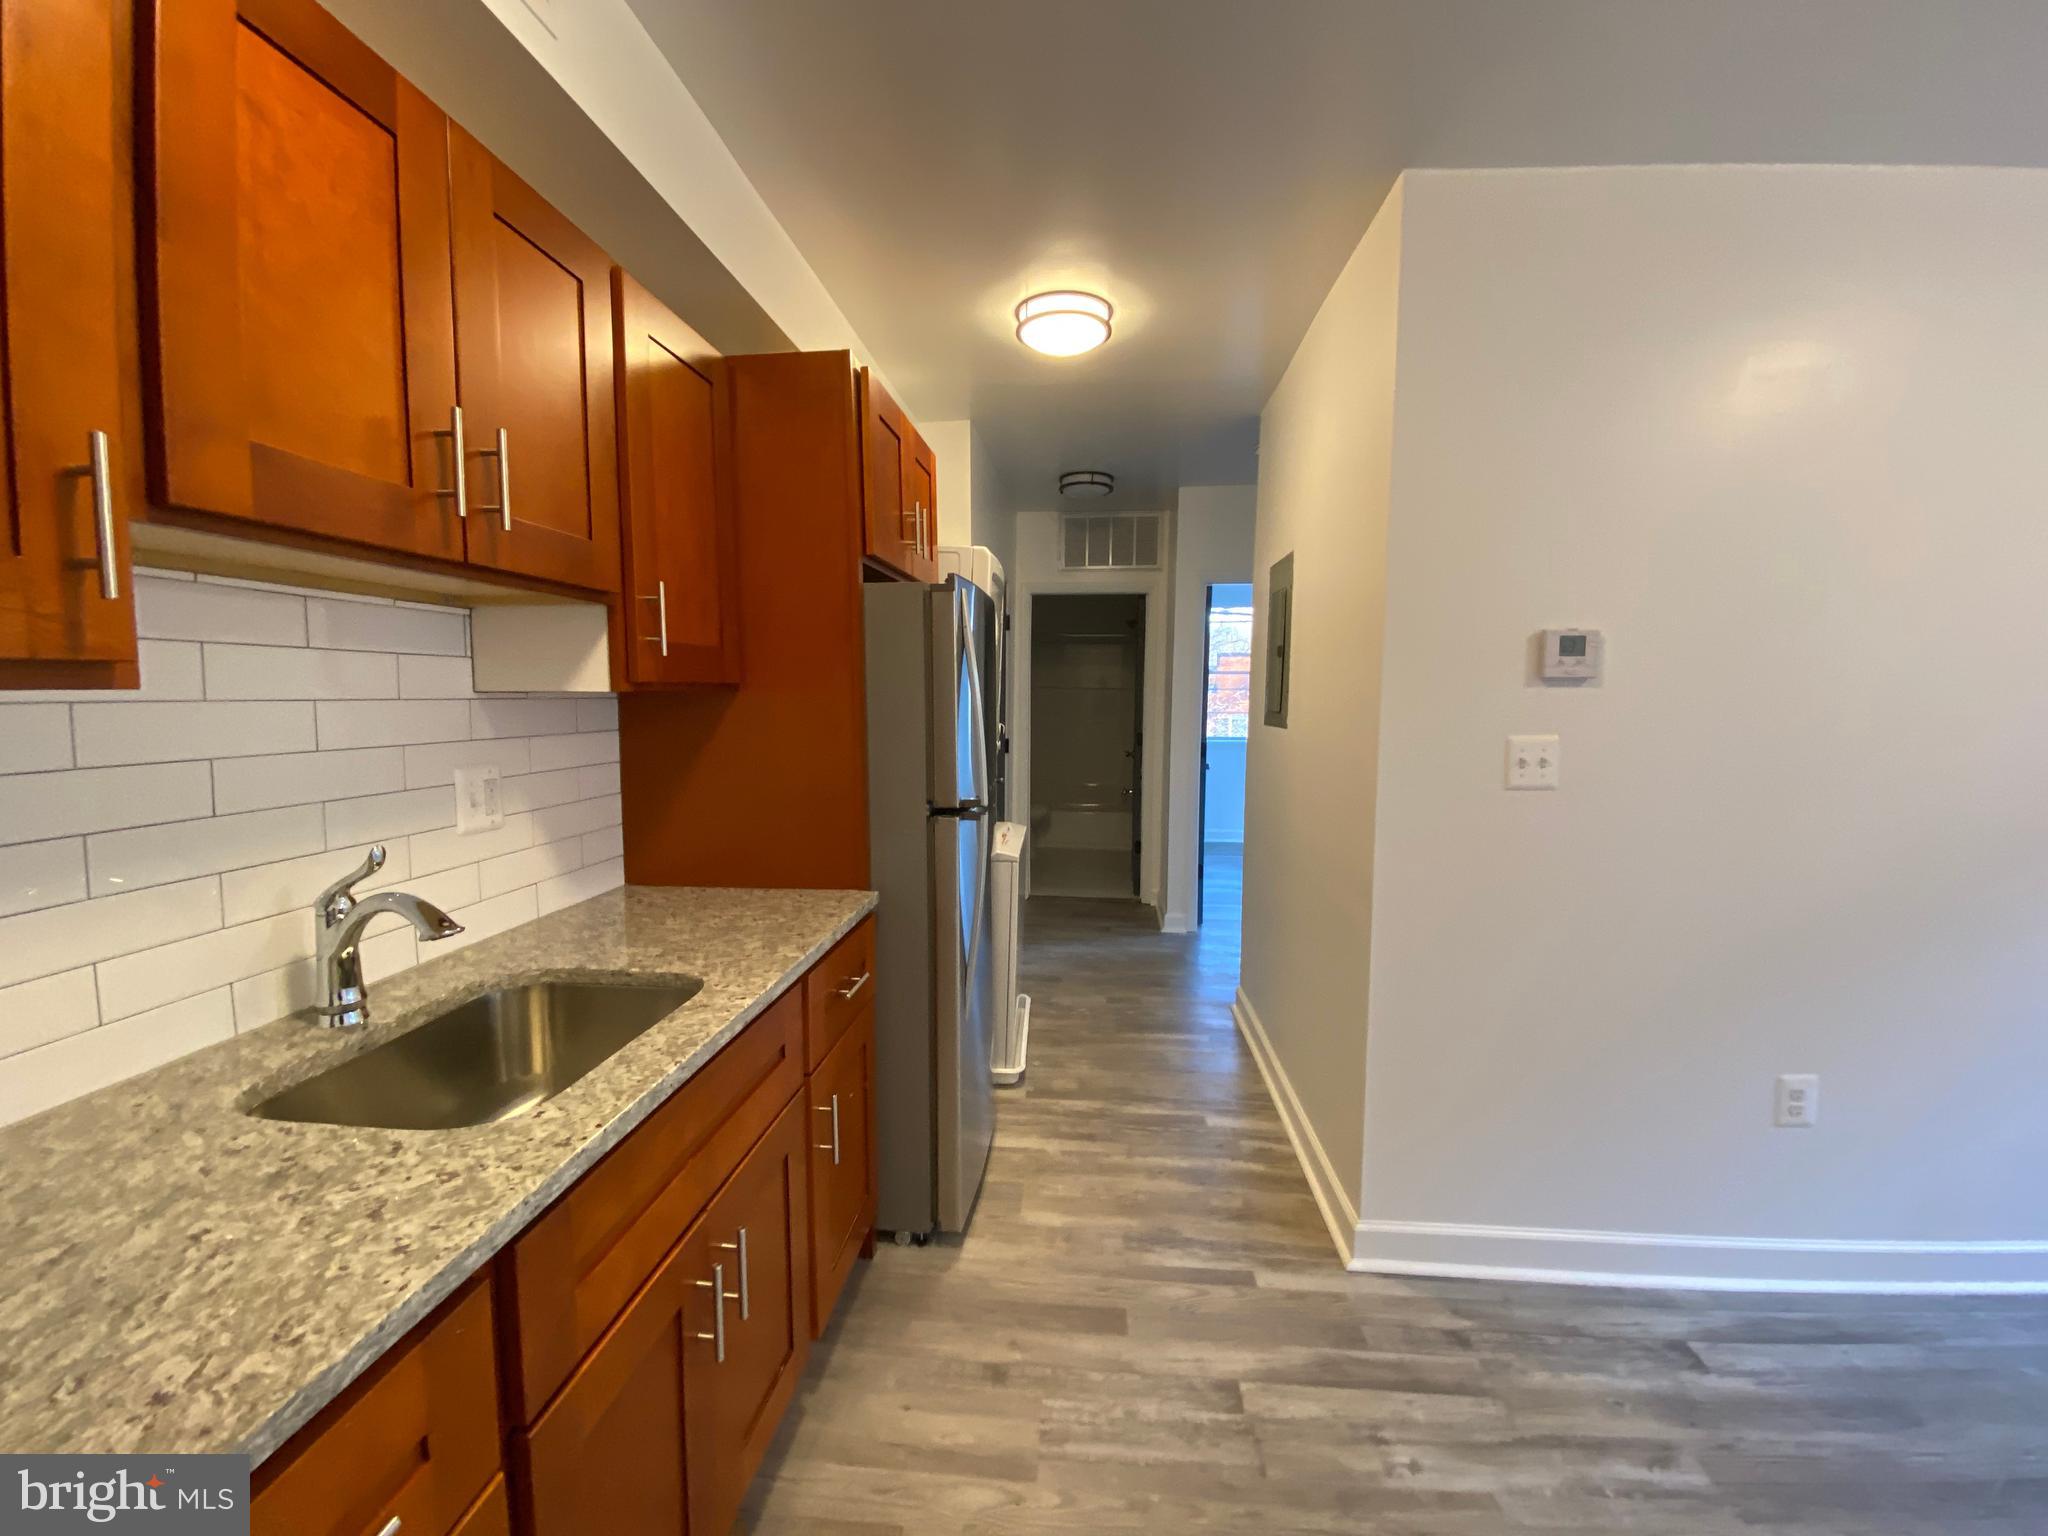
[[1059, 470, 1115, 498], [1015, 290, 1113, 356]]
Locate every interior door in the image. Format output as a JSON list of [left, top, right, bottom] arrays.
[[614, 268, 740, 685], [0, 0, 138, 671], [450, 127, 620, 591], [142, 0, 464, 561]]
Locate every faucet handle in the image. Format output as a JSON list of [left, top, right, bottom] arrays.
[[315, 845, 387, 923]]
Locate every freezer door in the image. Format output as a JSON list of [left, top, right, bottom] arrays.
[[931, 808, 997, 1232], [928, 578, 993, 812]]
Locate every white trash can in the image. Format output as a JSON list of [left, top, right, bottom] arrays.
[[989, 821, 1029, 1085]]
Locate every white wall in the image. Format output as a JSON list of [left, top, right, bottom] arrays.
[[0, 572, 624, 1126], [1010, 509, 1173, 911], [1238, 182, 1404, 1236], [1162, 486, 1257, 931], [1252, 164, 2048, 1287]]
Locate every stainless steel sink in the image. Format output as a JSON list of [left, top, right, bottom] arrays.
[[250, 978, 702, 1130]]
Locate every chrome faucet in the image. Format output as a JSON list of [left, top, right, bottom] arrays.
[[312, 846, 463, 1029]]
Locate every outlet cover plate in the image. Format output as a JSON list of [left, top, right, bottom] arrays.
[[454, 764, 504, 835]]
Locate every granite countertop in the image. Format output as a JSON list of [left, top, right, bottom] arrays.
[[0, 884, 875, 1461]]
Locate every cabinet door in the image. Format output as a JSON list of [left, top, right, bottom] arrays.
[[906, 423, 940, 582], [0, 0, 138, 672], [614, 269, 740, 686], [856, 366, 918, 579], [683, 1091, 813, 1536], [449, 128, 621, 593], [806, 1008, 876, 1336], [141, 0, 464, 562]]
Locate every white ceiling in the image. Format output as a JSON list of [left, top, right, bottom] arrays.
[[625, 0, 2048, 510]]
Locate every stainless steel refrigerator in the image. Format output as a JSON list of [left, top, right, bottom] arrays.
[[864, 576, 1000, 1237]]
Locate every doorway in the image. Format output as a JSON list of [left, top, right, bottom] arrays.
[[1029, 592, 1146, 899], [1197, 583, 1254, 926]]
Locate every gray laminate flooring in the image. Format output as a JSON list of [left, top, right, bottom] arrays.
[[739, 855, 2048, 1533]]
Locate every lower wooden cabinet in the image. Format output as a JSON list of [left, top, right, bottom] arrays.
[[251, 1282, 499, 1536], [252, 931, 876, 1534], [807, 1008, 877, 1337]]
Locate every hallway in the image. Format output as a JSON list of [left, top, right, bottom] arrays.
[[740, 876, 2048, 1533]]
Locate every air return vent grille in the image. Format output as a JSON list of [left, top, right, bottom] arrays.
[[1059, 512, 1162, 571]]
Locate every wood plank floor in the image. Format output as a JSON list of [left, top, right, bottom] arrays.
[[740, 853, 2048, 1533]]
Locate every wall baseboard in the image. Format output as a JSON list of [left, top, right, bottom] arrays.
[[1231, 987, 1357, 1265], [1352, 1220, 2048, 1294], [1160, 908, 1193, 934]]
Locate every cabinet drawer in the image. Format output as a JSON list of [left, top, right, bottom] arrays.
[[451, 1477, 511, 1536], [503, 988, 802, 1422], [803, 916, 875, 1071], [252, 1282, 498, 1536], [807, 1007, 877, 1336]]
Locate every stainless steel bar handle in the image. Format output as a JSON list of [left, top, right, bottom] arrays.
[[720, 1228, 750, 1321], [86, 430, 119, 601], [695, 1262, 727, 1363], [657, 579, 669, 657], [439, 405, 467, 517], [837, 971, 871, 1001], [376, 1519, 402, 1536], [494, 427, 511, 532], [812, 1094, 842, 1165]]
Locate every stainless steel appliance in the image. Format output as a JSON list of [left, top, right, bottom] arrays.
[[865, 576, 1000, 1236]]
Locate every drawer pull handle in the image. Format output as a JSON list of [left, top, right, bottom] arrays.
[[719, 1227, 750, 1321], [376, 1519, 402, 1536], [837, 971, 871, 1001], [436, 405, 467, 517], [695, 1262, 731, 1363], [815, 1094, 842, 1165]]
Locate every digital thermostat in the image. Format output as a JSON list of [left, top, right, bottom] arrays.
[[1541, 628, 1604, 682]]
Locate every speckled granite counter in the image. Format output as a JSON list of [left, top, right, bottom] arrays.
[[0, 884, 874, 1460]]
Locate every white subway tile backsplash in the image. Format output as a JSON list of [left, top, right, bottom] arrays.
[[0, 877, 223, 990], [581, 825, 625, 865], [532, 795, 622, 843], [0, 989, 234, 1126], [308, 597, 464, 656], [74, 700, 317, 766], [0, 967, 101, 1058], [204, 643, 398, 700], [479, 835, 583, 899], [96, 910, 312, 1022], [403, 737, 531, 790], [440, 886, 540, 953], [0, 570, 621, 1125], [530, 732, 620, 773], [315, 699, 471, 750], [221, 842, 407, 926], [0, 704, 74, 772], [323, 786, 455, 848], [470, 698, 578, 739], [0, 762, 213, 845], [137, 576, 306, 646], [214, 747, 406, 815], [88, 804, 326, 897], [410, 813, 532, 877], [0, 838, 88, 918], [538, 858, 625, 917], [397, 654, 477, 699]]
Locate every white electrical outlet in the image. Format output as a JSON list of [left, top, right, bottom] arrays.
[[1506, 734, 1561, 790], [1775, 1073, 1820, 1128], [453, 764, 503, 835]]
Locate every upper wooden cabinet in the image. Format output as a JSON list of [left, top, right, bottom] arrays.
[[141, 0, 620, 593], [858, 366, 939, 583], [613, 270, 741, 686], [448, 127, 621, 592], [0, 0, 140, 679], [142, 0, 465, 563]]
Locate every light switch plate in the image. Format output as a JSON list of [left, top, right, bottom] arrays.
[[1506, 734, 1560, 790], [453, 764, 503, 834]]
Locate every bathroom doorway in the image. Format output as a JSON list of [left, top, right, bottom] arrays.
[[1029, 593, 1146, 898], [1196, 583, 1254, 926]]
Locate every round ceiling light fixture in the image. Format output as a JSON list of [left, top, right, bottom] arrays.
[[1015, 290, 1113, 357], [1059, 470, 1115, 499]]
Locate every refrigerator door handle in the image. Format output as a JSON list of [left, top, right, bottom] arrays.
[[960, 589, 992, 980]]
